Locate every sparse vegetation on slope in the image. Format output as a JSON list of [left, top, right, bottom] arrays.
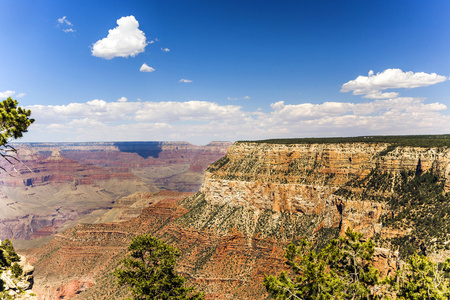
[[178, 192, 335, 242], [265, 229, 381, 299], [335, 168, 450, 258]]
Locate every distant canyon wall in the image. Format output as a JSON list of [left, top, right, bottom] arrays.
[[0, 141, 230, 241]]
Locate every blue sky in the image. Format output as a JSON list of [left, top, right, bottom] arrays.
[[1, 0, 449, 144]]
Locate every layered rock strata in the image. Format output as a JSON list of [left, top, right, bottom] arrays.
[[23, 140, 450, 299], [200, 142, 449, 237]]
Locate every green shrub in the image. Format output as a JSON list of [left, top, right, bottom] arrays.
[[1, 239, 20, 263], [11, 262, 22, 278]]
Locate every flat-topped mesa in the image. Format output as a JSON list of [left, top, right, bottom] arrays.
[[194, 141, 450, 239], [203, 142, 450, 205], [207, 142, 450, 184]]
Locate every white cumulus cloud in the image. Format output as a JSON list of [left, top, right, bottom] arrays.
[[140, 63, 155, 72], [91, 15, 147, 59], [341, 68, 448, 99], [23, 97, 450, 145], [134, 101, 244, 122], [117, 97, 128, 102], [179, 79, 192, 83]]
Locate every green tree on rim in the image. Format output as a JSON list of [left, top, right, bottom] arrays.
[[0, 97, 33, 294], [265, 228, 450, 299], [0, 97, 34, 173]]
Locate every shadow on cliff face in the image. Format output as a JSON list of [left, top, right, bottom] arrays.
[[114, 142, 163, 159]]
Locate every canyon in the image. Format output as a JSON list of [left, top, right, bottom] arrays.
[[0, 141, 230, 244], [14, 137, 450, 299]]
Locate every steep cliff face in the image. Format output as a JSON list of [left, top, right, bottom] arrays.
[[194, 142, 449, 239], [23, 138, 450, 299]]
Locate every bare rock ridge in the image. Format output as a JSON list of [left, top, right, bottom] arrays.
[[0, 141, 231, 242], [23, 137, 450, 299]]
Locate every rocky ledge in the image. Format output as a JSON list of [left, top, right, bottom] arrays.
[[1, 246, 36, 299]]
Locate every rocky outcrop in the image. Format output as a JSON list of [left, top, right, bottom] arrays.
[[207, 142, 450, 188], [0, 253, 36, 299], [0, 150, 136, 188]]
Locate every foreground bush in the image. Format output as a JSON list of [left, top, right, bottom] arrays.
[[265, 228, 450, 300]]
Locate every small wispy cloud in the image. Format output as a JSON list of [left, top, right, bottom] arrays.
[[117, 97, 128, 102], [179, 79, 192, 83], [140, 63, 155, 72], [0, 90, 16, 99], [227, 96, 250, 101], [57, 16, 75, 33], [0, 90, 25, 99], [161, 48, 170, 52], [58, 16, 72, 26]]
